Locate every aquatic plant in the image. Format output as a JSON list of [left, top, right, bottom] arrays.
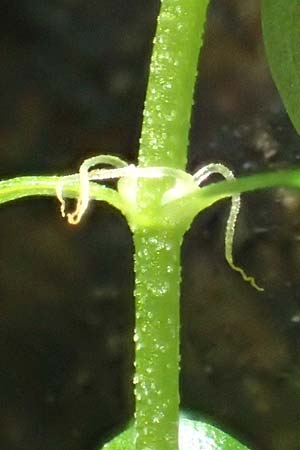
[[1, 0, 299, 449]]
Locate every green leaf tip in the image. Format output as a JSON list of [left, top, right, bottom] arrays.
[[262, 0, 300, 134], [100, 416, 253, 450]]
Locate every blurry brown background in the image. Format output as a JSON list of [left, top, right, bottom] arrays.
[[0, 0, 300, 449]]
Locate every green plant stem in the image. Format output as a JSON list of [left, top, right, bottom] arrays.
[[138, 0, 210, 169], [133, 227, 183, 450], [134, 2, 211, 442]]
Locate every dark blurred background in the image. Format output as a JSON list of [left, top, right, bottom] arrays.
[[0, 0, 300, 449]]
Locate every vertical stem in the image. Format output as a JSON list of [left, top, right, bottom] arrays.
[[131, 1, 211, 449], [133, 227, 183, 450], [138, 0, 210, 169]]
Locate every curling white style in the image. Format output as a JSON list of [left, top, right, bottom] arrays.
[[193, 163, 263, 291]]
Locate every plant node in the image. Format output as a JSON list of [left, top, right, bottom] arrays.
[[56, 155, 263, 291], [56, 155, 195, 226]]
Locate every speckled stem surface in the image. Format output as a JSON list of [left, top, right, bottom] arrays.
[[138, 0, 210, 170], [133, 227, 183, 450]]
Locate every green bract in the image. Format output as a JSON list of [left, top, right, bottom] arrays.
[[101, 416, 251, 450], [262, 0, 300, 134]]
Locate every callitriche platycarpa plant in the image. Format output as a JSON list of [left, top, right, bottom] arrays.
[[1, 1, 300, 449]]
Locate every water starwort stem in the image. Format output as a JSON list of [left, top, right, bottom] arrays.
[[133, 228, 183, 450], [138, 0, 210, 169], [133, 1, 210, 447]]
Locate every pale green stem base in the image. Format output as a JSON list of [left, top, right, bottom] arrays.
[[133, 227, 183, 450]]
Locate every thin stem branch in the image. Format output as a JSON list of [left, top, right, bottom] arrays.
[[165, 168, 300, 222], [0, 176, 125, 214]]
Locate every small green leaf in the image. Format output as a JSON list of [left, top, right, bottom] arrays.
[[100, 416, 252, 450], [101, 425, 134, 450], [262, 0, 300, 134], [178, 418, 252, 450]]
